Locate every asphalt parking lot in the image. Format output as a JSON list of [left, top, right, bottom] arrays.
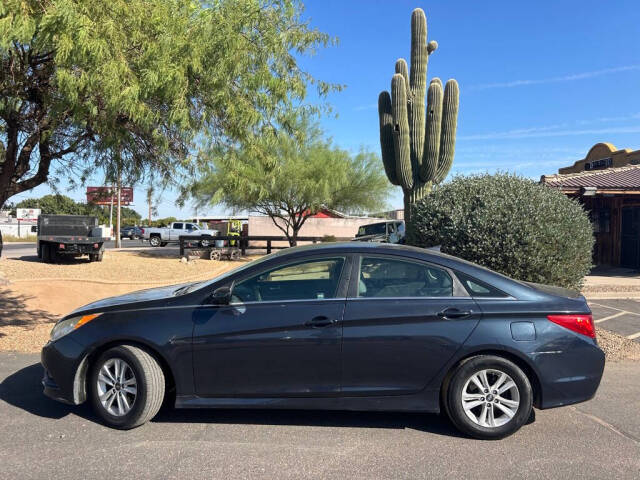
[[0, 353, 639, 479], [589, 299, 640, 342]]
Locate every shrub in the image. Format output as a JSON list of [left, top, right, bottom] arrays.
[[409, 173, 594, 290]]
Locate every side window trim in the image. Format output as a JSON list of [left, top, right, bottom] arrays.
[[348, 253, 469, 299]]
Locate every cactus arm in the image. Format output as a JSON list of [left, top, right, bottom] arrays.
[[420, 78, 443, 182], [395, 59, 410, 96], [391, 73, 413, 191], [433, 79, 460, 184], [378, 91, 399, 185], [409, 8, 428, 179]]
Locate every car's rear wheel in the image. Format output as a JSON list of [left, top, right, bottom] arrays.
[[89, 345, 165, 429], [149, 235, 161, 247], [446, 355, 532, 440]]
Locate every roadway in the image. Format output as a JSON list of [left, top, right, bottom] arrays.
[[0, 353, 638, 479]]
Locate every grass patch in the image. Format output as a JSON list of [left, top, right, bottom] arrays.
[[1, 234, 37, 242]]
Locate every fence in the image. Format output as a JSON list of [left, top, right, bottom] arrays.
[[179, 235, 353, 257]]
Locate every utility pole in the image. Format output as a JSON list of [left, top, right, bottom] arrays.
[[147, 184, 153, 225], [109, 187, 114, 237], [115, 160, 122, 248]]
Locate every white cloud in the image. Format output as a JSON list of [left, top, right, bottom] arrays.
[[353, 103, 378, 112], [469, 65, 640, 90], [459, 125, 640, 141]]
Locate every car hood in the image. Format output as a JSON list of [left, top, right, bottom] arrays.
[[67, 281, 197, 316]]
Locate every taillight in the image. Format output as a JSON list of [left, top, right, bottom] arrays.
[[140, 228, 145, 234], [547, 314, 595, 338]]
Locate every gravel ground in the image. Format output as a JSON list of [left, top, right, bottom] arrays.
[[596, 328, 640, 362], [0, 249, 257, 283]]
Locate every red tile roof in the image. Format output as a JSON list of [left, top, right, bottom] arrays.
[[541, 164, 640, 190]]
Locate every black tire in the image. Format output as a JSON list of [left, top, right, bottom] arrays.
[[41, 244, 51, 263], [209, 250, 221, 261], [89, 345, 165, 429], [445, 355, 532, 440], [96, 251, 104, 262], [229, 249, 240, 261], [89, 254, 96, 262], [149, 235, 161, 247], [37, 244, 42, 258], [200, 237, 211, 248]]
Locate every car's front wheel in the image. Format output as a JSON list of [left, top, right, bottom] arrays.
[[89, 345, 165, 429], [445, 355, 532, 440]]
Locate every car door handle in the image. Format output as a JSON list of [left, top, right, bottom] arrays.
[[305, 316, 337, 327], [437, 308, 472, 320]]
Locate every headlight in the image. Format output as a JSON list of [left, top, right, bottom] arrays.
[[50, 313, 100, 342]]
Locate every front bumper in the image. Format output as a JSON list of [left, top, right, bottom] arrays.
[[41, 335, 88, 405]]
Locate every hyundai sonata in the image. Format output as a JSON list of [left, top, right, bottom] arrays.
[[41, 242, 604, 439]]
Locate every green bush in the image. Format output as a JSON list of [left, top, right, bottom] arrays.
[[409, 173, 594, 290]]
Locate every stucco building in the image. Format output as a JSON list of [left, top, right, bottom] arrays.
[[542, 143, 640, 268]]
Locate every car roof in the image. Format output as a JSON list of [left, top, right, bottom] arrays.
[[271, 241, 444, 259]]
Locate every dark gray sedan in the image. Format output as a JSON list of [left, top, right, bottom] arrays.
[[41, 242, 604, 439]]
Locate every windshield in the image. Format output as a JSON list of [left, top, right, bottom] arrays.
[[357, 223, 387, 237], [177, 253, 277, 294]]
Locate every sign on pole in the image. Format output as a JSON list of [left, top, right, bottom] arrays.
[[87, 187, 133, 205], [16, 208, 41, 220]]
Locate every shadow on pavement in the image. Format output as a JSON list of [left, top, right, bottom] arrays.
[[152, 404, 465, 438], [0, 363, 93, 421], [0, 289, 58, 333], [1, 362, 465, 437]]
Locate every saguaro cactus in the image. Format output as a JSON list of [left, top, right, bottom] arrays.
[[378, 8, 459, 225]]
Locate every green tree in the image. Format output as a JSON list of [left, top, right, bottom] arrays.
[[410, 173, 594, 290], [0, 0, 337, 208], [185, 123, 392, 246], [15, 194, 142, 225]]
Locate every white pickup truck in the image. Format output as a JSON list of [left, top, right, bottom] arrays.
[[141, 222, 219, 247]]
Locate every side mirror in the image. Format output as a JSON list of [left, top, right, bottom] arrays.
[[210, 285, 232, 305]]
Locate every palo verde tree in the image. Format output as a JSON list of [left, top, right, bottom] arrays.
[[184, 119, 392, 246], [0, 0, 338, 208]]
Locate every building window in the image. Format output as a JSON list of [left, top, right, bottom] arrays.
[[585, 157, 612, 171], [592, 209, 610, 233]]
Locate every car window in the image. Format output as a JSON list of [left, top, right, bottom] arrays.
[[455, 271, 508, 298], [173, 223, 183, 230], [357, 256, 453, 298], [232, 257, 345, 303]]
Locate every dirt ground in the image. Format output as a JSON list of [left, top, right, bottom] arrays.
[[0, 250, 253, 352]]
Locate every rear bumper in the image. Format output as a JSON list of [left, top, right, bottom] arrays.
[[535, 339, 605, 409], [41, 336, 88, 405]]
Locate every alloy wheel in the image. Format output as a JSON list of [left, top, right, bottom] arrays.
[[461, 369, 520, 428], [96, 358, 137, 417]]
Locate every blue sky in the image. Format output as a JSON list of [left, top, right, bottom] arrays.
[[13, 0, 640, 218]]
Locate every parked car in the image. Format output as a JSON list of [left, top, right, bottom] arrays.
[[41, 242, 604, 438], [354, 220, 405, 243], [120, 226, 143, 240], [141, 222, 218, 247], [37, 214, 105, 263]]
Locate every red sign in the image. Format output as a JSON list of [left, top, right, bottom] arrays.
[[87, 186, 134, 205]]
